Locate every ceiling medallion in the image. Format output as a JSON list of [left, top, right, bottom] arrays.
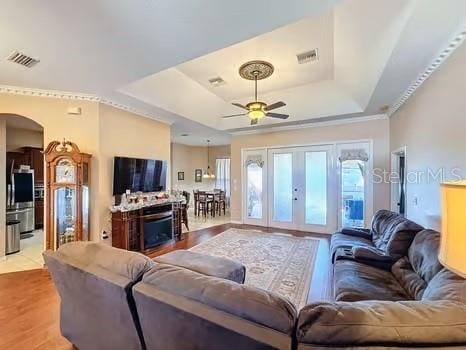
[[239, 60, 274, 81]]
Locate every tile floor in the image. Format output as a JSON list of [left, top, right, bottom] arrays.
[[0, 229, 44, 274], [182, 208, 231, 233]]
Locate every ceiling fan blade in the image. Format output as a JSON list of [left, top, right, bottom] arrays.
[[266, 112, 289, 119], [250, 118, 258, 125], [221, 113, 247, 118], [232, 102, 249, 110], [265, 101, 286, 111]]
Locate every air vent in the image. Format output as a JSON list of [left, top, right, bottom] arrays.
[[6, 50, 40, 68], [379, 105, 390, 113], [296, 49, 318, 64], [208, 76, 226, 87]]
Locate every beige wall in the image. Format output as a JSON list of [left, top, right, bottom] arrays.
[[98, 104, 171, 237], [230, 118, 391, 222], [171, 143, 230, 203], [6, 127, 44, 151], [0, 94, 171, 251], [390, 42, 466, 228]]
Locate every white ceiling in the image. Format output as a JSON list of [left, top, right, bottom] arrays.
[[1, 0, 465, 144], [177, 13, 334, 102]]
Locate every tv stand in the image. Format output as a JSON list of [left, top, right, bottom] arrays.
[[111, 201, 182, 253]]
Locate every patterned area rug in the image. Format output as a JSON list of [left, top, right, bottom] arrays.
[[190, 228, 319, 310]]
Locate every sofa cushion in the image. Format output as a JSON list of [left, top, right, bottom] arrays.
[[334, 260, 410, 301], [371, 210, 424, 258], [390, 230, 445, 300], [57, 241, 154, 281], [391, 257, 427, 300], [408, 229, 443, 283], [154, 250, 246, 283], [330, 232, 373, 260], [139, 263, 297, 335], [296, 300, 466, 347], [423, 268, 466, 303]]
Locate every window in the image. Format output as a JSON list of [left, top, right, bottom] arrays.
[[341, 159, 366, 228], [246, 163, 263, 219], [215, 158, 230, 200]]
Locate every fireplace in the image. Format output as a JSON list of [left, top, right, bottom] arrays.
[[142, 205, 173, 250]]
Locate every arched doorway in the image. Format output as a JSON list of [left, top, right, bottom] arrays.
[[0, 114, 45, 273]]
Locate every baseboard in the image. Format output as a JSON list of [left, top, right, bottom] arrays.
[[230, 220, 243, 224]]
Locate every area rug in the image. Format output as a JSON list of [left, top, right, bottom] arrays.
[[189, 228, 319, 310]]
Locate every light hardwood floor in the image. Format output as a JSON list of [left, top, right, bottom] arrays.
[[0, 223, 332, 350]]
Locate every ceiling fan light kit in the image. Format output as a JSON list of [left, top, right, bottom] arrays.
[[222, 60, 289, 125], [247, 102, 267, 120]]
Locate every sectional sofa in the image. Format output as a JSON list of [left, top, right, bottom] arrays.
[[44, 211, 465, 350]]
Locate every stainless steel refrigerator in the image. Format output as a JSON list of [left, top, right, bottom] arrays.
[[6, 166, 35, 234]]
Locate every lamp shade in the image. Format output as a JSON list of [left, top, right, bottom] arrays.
[[440, 181, 466, 277]]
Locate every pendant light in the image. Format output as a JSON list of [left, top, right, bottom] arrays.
[[203, 140, 216, 179]]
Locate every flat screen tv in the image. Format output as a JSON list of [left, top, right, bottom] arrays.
[[113, 156, 167, 195]]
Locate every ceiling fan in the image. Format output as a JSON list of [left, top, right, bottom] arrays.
[[222, 60, 289, 125]]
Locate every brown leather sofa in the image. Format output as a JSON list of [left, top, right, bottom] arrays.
[[297, 229, 466, 349], [330, 210, 424, 269], [45, 223, 465, 350]]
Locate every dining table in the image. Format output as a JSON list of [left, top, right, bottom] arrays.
[[194, 190, 223, 217]]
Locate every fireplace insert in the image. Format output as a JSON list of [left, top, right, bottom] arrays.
[[141, 205, 173, 250]]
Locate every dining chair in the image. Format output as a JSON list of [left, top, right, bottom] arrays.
[[216, 190, 226, 216], [181, 191, 190, 230], [197, 192, 214, 218], [206, 192, 216, 217], [193, 190, 199, 216]]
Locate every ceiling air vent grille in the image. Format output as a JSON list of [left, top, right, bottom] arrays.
[[297, 49, 318, 64], [6, 51, 40, 68], [208, 76, 226, 87]]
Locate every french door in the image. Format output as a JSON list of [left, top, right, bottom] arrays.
[[242, 141, 372, 233], [267, 145, 337, 233]]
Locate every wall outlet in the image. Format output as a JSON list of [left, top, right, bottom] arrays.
[[413, 196, 419, 206], [101, 230, 109, 240]]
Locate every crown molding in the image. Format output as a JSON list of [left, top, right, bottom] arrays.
[[229, 114, 388, 136], [0, 84, 99, 101], [0, 84, 172, 125], [98, 98, 172, 125], [388, 24, 466, 117]]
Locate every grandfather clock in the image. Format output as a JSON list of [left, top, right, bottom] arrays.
[[45, 140, 91, 250]]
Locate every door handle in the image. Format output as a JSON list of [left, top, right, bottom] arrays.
[[8, 209, 27, 215], [294, 198, 298, 201]]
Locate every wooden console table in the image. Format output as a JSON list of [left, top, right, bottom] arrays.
[[111, 201, 182, 253]]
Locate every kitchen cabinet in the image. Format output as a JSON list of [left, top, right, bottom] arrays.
[[23, 147, 44, 184], [6, 147, 44, 184]]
